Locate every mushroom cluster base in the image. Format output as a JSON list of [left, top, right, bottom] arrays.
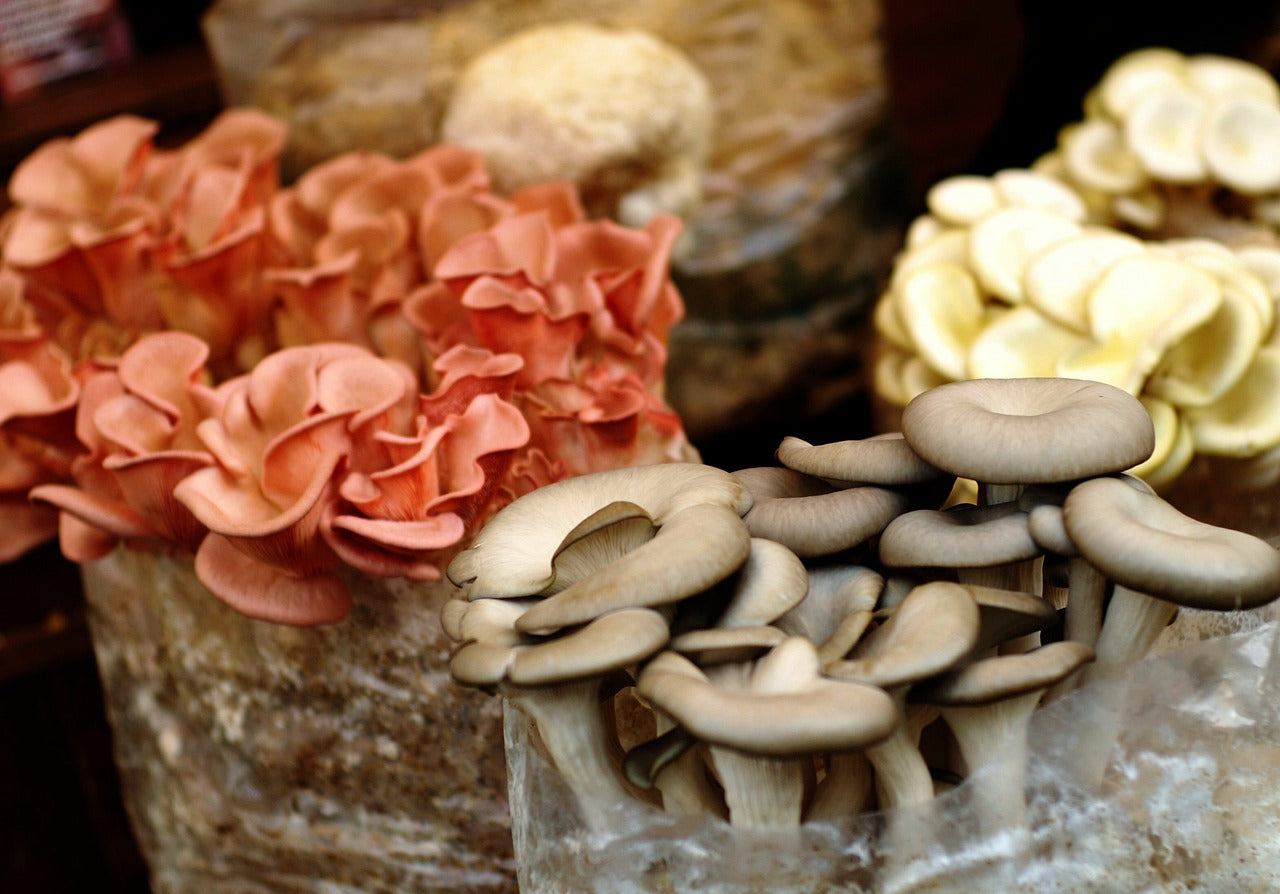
[[80, 548, 515, 894], [506, 624, 1280, 892]]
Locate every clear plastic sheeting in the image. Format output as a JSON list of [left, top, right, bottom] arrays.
[[506, 623, 1280, 893]]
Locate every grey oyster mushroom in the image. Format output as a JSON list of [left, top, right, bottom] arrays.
[[731, 466, 913, 558], [912, 641, 1096, 834], [637, 637, 898, 828], [878, 501, 1041, 593], [775, 432, 948, 487], [826, 581, 981, 813], [775, 563, 883, 665], [1064, 475, 1280, 679], [446, 464, 753, 635], [711, 538, 810, 629], [900, 377, 1155, 505], [448, 598, 670, 817]]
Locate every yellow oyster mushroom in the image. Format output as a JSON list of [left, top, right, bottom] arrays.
[[888, 228, 969, 293], [873, 292, 914, 352], [873, 345, 917, 409], [1060, 119, 1146, 195], [966, 306, 1086, 380], [968, 207, 1082, 304], [1202, 97, 1280, 195], [904, 214, 948, 248], [926, 175, 1001, 227], [992, 169, 1089, 221], [1146, 281, 1264, 407], [896, 263, 987, 381], [1023, 231, 1145, 332], [1098, 48, 1188, 120], [1184, 347, 1280, 456], [1185, 54, 1280, 104], [1176, 248, 1274, 336], [1124, 85, 1209, 183], [899, 355, 950, 405], [1127, 396, 1194, 489], [1111, 188, 1165, 230], [1056, 332, 1147, 394]]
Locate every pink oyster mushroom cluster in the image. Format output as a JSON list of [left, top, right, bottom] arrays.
[[2, 110, 695, 623]]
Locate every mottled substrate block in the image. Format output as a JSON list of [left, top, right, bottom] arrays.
[[81, 548, 515, 893]]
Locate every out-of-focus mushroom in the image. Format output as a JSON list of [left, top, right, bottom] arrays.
[[441, 22, 713, 237]]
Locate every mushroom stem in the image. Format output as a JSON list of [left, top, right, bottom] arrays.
[[940, 690, 1041, 837], [1085, 583, 1177, 684], [1064, 557, 1108, 648], [642, 716, 726, 818], [508, 679, 631, 819], [805, 750, 874, 822], [866, 696, 935, 810], [708, 746, 809, 829]]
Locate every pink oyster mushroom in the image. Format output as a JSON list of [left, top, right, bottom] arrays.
[[172, 343, 529, 626], [403, 193, 693, 475], [29, 332, 219, 562], [1, 110, 287, 374], [266, 144, 502, 373], [0, 269, 82, 558]]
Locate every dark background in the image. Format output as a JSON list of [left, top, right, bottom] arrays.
[[2, 2, 1278, 890]]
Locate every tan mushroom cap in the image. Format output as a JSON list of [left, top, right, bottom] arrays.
[[775, 432, 946, 486], [733, 466, 912, 558], [447, 463, 751, 597], [516, 501, 752, 634], [714, 538, 809, 628], [825, 580, 981, 688], [637, 639, 898, 756], [963, 583, 1060, 653], [900, 377, 1155, 485], [1063, 475, 1280, 610], [878, 502, 1038, 570], [543, 501, 657, 594], [776, 564, 883, 664], [670, 625, 787, 666], [449, 604, 670, 687], [912, 641, 1095, 706]]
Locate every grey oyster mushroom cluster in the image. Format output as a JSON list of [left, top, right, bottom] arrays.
[[442, 377, 1280, 833]]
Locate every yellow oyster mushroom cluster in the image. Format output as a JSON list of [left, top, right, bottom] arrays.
[[1039, 48, 1280, 238], [874, 168, 1280, 489]]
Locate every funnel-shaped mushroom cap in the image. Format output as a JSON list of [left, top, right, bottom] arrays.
[[900, 378, 1155, 485], [775, 564, 883, 663], [912, 641, 1095, 706], [825, 581, 980, 688], [733, 466, 911, 558], [447, 463, 750, 596], [637, 639, 898, 756], [1202, 97, 1280, 194], [775, 433, 946, 486], [1063, 476, 1280, 610], [516, 502, 751, 634], [878, 502, 1037, 570]]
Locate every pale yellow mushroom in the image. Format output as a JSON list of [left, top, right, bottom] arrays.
[[1123, 85, 1209, 183], [1060, 119, 1146, 195], [1084, 254, 1223, 391], [1130, 396, 1196, 490], [1022, 231, 1145, 332], [1184, 346, 1280, 456], [968, 206, 1082, 303], [1201, 97, 1280, 194], [1177, 247, 1274, 336], [992, 168, 1089, 221], [904, 214, 949, 248], [1185, 54, 1280, 104], [873, 291, 915, 352], [888, 228, 969, 293], [896, 263, 987, 381], [1097, 48, 1187, 120], [899, 355, 950, 404], [1146, 281, 1264, 407], [966, 306, 1085, 380], [1056, 332, 1147, 394], [1111, 188, 1165, 230], [926, 175, 1001, 226], [872, 345, 918, 409]]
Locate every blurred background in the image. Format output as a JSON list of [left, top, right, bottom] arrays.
[[2, 1, 1279, 889]]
